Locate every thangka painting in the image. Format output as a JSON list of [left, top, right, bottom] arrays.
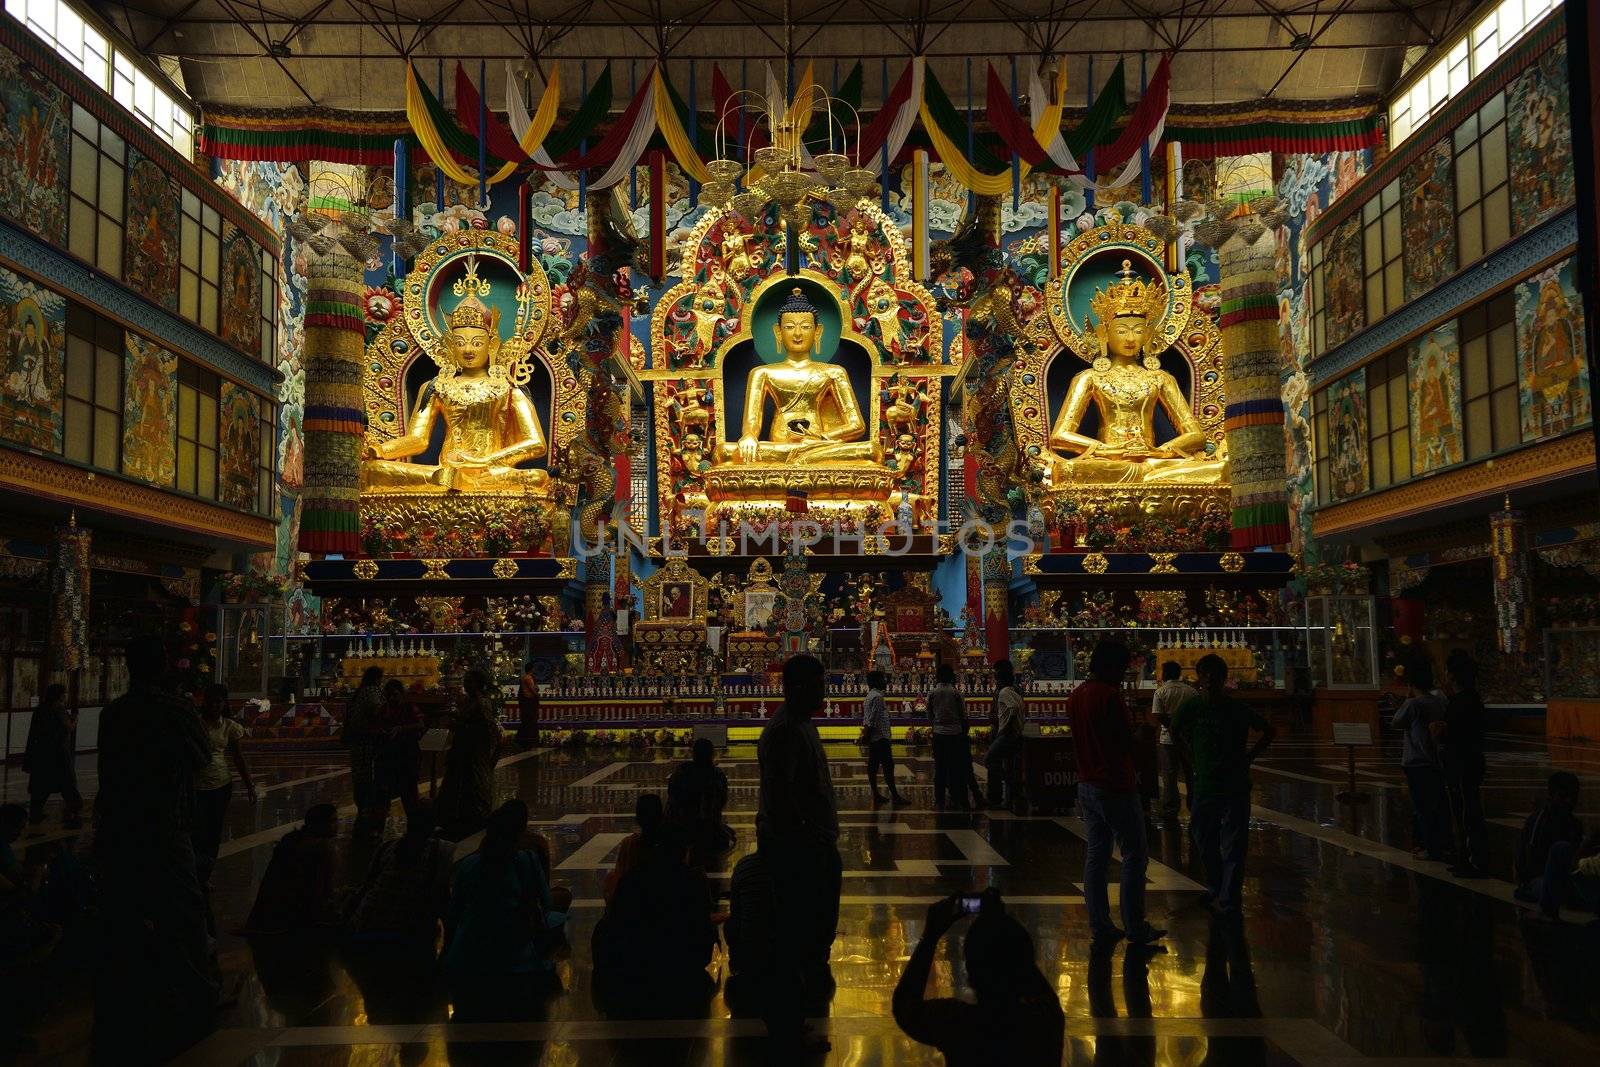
[[124, 149, 179, 310], [218, 382, 261, 510], [122, 332, 176, 485], [1327, 368, 1368, 500], [1514, 256, 1592, 440], [0, 264, 65, 451], [1408, 323, 1463, 474], [1323, 216, 1365, 348], [1400, 139, 1456, 301], [1508, 41, 1574, 235], [219, 225, 262, 355], [0, 44, 69, 244]]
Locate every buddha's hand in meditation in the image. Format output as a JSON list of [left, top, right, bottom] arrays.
[[361, 443, 381, 460], [444, 449, 490, 469], [737, 436, 760, 463]]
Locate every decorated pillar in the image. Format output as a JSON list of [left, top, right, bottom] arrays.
[[297, 250, 367, 556], [50, 517, 90, 674], [1216, 217, 1291, 548], [1490, 498, 1532, 654]]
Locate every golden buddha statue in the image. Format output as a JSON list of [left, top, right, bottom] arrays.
[[717, 287, 882, 466], [361, 289, 551, 495], [1047, 261, 1227, 486]]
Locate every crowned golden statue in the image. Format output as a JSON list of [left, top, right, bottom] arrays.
[[1047, 260, 1227, 486], [361, 271, 551, 496], [716, 287, 883, 466]]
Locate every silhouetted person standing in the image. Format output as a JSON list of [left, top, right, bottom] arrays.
[[862, 669, 907, 805], [93, 635, 216, 1064], [1150, 661, 1196, 819], [1067, 639, 1163, 945], [1443, 650, 1489, 877], [23, 683, 81, 830], [1171, 654, 1274, 916], [756, 653, 841, 1054]]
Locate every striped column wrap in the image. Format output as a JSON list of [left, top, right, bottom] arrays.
[[1217, 229, 1290, 548], [298, 251, 367, 556]]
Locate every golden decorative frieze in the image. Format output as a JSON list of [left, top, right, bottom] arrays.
[[1313, 434, 1596, 538], [1149, 551, 1178, 574], [1082, 552, 1109, 574], [0, 448, 274, 548], [352, 559, 380, 580], [1219, 551, 1246, 573]]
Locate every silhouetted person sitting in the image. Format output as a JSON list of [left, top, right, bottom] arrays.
[[1515, 772, 1584, 900], [893, 890, 1065, 1066], [592, 794, 718, 1016], [93, 634, 215, 1065], [247, 804, 342, 934], [668, 738, 734, 867], [724, 847, 777, 986], [604, 793, 667, 903], [443, 799, 569, 1013], [345, 799, 453, 948]]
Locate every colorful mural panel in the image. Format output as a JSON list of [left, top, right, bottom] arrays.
[[124, 150, 180, 310], [1323, 215, 1365, 349], [1508, 41, 1575, 235], [1400, 139, 1456, 301], [220, 224, 262, 355], [1514, 257, 1592, 441], [1327, 368, 1368, 500], [1408, 323, 1464, 474], [0, 43, 69, 244], [122, 333, 176, 485], [0, 264, 64, 452], [219, 381, 261, 511]]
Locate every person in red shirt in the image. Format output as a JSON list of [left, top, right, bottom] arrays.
[[1067, 639, 1164, 945]]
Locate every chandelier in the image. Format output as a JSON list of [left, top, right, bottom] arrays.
[[701, 83, 876, 225]]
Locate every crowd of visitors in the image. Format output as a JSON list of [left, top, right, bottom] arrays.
[[10, 625, 1592, 1064]]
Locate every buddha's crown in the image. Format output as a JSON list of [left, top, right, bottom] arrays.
[[1089, 259, 1164, 324], [447, 292, 491, 331]]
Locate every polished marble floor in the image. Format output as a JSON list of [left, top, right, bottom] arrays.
[[9, 729, 1600, 1065]]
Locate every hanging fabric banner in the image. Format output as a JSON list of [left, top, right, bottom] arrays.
[[855, 58, 923, 169], [405, 63, 509, 187], [298, 251, 367, 556], [50, 520, 90, 673]]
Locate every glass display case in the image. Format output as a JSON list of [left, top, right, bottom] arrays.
[[1545, 627, 1600, 699], [1008, 626, 1308, 689], [273, 630, 588, 698], [1305, 595, 1379, 689], [218, 602, 288, 697]]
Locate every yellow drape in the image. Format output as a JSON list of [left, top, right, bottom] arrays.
[[916, 62, 1067, 196], [651, 69, 712, 183], [404, 62, 561, 189]]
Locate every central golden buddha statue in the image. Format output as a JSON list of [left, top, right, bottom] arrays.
[[717, 287, 882, 466], [1047, 261, 1226, 486], [362, 290, 550, 495]]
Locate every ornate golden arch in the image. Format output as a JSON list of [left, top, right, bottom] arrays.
[[363, 229, 585, 463], [1010, 223, 1227, 480]]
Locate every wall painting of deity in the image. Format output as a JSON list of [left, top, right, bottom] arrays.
[[1408, 323, 1464, 474], [1400, 139, 1456, 301], [219, 225, 262, 355], [1323, 216, 1365, 349], [1508, 41, 1575, 235], [0, 264, 65, 452], [124, 149, 180, 310], [1327, 368, 1368, 500], [0, 44, 70, 244], [1514, 256, 1591, 441], [122, 332, 177, 485], [218, 382, 261, 510]]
